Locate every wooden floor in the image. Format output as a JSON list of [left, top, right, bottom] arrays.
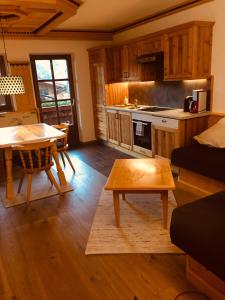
[[0, 142, 206, 300]]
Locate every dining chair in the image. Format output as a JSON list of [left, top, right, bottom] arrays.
[[15, 139, 61, 203], [52, 123, 76, 173]]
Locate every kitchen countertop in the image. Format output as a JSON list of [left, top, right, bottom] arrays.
[[105, 106, 210, 120]]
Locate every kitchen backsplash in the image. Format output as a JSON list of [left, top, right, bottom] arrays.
[[128, 79, 211, 108]]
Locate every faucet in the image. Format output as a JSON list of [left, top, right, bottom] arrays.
[[134, 99, 138, 108]]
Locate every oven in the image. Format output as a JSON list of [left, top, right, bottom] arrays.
[[132, 113, 154, 154]]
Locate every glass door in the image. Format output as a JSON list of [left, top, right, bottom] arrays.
[[30, 54, 79, 147]]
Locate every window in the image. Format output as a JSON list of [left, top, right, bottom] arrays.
[[30, 55, 76, 126], [0, 56, 13, 112]]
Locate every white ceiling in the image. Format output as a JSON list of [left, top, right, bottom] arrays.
[[57, 0, 191, 31]]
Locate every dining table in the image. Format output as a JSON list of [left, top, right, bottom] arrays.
[[0, 123, 70, 206]]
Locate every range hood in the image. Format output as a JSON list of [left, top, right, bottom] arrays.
[[136, 51, 164, 81]]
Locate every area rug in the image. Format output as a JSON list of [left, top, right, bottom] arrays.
[[85, 190, 183, 255]]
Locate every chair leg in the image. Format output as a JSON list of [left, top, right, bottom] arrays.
[[18, 171, 25, 193], [64, 151, 75, 173], [60, 152, 65, 167], [45, 169, 62, 195], [46, 169, 53, 185], [26, 174, 32, 204]]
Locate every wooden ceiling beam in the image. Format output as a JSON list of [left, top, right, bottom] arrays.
[[1, 30, 113, 40]]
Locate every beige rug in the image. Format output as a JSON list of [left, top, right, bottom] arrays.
[[85, 190, 183, 255]]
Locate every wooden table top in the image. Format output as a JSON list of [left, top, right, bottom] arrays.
[[0, 123, 65, 148], [104, 158, 175, 191]]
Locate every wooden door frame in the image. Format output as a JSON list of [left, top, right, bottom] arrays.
[[30, 54, 80, 146]]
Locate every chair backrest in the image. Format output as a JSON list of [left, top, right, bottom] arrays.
[[52, 123, 69, 148], [14, 139, 55, 172]]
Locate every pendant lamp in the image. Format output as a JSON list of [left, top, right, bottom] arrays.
[[0, 18, 25, 96]]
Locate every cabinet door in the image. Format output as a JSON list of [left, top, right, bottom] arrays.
[[138, 35, 163, 55], [120, 45, 129, 81], [121, 43, 140, 81], [105, 47, 121, 83], [196, 25, 213, 78], [152, 125, 180, 159], [107, 110, 119, 144], [96, 105, 107, 141], [127, 42, 140, 81], [119, 112, 132, 149], [164, 28, 193, 80]]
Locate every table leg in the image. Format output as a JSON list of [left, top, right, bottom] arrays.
[[113, 191, 120, 227], [122, 193, 126, 201], [161, 190, 168, 229], [4, 148, 14, 201], [52, 143, 67, 187]]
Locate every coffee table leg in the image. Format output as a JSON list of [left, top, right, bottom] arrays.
[[113, 191, 120, 227], [161, 191, 168, 229]]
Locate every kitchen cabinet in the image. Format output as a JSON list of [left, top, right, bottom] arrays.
[[121, 42, 140, 81], [88, 48, 107, 141], [107, 110, 119, 144], [164, 22, 214, 80], [107, 110, 132, 149], [138, 34, 163, 55], [151, 117, 185, 159]]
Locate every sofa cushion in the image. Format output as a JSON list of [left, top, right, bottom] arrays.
[[171, 143, 225, 183], [194, 117, 225, 148], [170, 190, 225, 281]]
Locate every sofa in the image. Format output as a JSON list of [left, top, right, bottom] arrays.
[[171, 141, 225, 184], [170, 190, 225, 299]]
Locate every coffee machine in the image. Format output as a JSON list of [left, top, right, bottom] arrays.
[[191, 89, 207, 113]]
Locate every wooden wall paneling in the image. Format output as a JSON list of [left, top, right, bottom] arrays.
[[105, 83, 128, 106], [10, 62, 36, 112]]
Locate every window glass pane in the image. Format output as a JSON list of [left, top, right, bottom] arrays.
[[56, 81, 71, 99], [38, 82, 55, 101], [41, 102, 58, 125], [35, 60, 52, 80], [58, 101, 73, 125], [53, 59, 68, 79]]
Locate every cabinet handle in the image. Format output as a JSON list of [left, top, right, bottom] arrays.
[[162, 119, 167, 123]]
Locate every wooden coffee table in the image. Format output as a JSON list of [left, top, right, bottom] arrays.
[[104, 158, 175, 229]]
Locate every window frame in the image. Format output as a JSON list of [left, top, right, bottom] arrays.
[[0, 56, 13, 112]]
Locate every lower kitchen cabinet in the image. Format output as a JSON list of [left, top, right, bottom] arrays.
[[107, 110, 132, 149], [151, 119, 185, 159], [118, 112, 132, 149], [96, 105, 107, 141], [107, 110, 119, 144], [151, 125, 180, 159]]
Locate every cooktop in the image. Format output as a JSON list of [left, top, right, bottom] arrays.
[[138, 106, 174, 112]]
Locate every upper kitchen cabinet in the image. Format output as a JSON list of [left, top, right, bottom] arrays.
[[164, 22, 214, 80], [121, 42, 141, 81], [138, 34, 163, 55]]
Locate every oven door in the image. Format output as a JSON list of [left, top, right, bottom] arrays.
[[132, 120, 152, 150]]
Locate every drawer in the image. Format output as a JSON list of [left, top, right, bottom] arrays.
[[151, 116, 179, 129]]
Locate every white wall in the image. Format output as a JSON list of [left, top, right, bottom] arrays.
[[114, 0, 225, 113], [0, 39, 106, 142]]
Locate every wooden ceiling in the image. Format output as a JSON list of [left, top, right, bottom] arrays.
[[0, 0, 214, 40], [0, 0, 112, 40]]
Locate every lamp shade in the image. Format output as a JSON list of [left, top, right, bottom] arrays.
[[0, 76, 25, 95]]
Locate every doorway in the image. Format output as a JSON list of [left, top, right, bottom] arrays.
[[30, 54, 79, 147]]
